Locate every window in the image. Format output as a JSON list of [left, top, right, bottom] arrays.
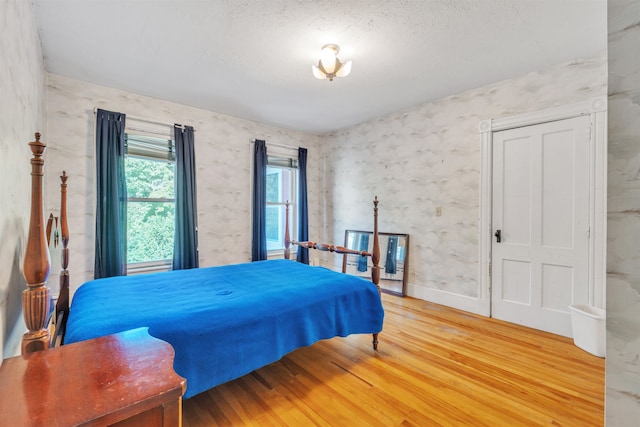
[[125, 134, 175, 270], [266, 156, 297, 253]]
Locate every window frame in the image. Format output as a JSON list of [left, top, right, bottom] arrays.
[[265, 161, 298, 257]]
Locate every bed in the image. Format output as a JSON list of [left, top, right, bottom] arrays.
[[65, 259, 383, 397], [20, 132, 384, 399]]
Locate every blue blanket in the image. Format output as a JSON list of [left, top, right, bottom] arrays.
[[65, 260, 384, 398]]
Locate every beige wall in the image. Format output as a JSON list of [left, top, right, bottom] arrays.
[[606, 0, 640, 421], [319, 57, 607, 311], [0, 0, 47, 358], [44, 74, 322, 295]]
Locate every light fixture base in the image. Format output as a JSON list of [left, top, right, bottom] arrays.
[[321, 44, 340, 55]]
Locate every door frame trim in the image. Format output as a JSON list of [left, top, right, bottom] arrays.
[[478, 97, 607, 317]]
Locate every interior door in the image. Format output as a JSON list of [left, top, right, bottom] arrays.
[[491, 115, 590, 337]]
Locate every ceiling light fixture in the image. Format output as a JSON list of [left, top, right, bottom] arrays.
[[312, 44, 352, 81]]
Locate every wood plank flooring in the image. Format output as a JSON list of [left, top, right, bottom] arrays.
[[183, 294, 604, 426]]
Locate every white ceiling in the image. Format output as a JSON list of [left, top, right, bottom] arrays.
[[33, 0, 607, 135]]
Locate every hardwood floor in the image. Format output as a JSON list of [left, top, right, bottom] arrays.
[[183, 294, 604, 426]]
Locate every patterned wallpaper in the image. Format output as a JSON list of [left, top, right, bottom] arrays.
[[0, 0, 46, 358], [319, 56, 607, 305], [606, 0, 640, 421], [44, 74, 322, 295]]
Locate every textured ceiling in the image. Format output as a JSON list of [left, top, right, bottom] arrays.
[[33, 0, 607, 134]]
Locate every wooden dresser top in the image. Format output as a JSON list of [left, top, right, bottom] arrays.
[[0, 328, 185, 426]]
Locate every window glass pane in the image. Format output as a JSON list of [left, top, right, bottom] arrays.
[[265, 165, 297, 252], [266, 205, 282, 250], [266, 167, 295, 204], [266, 167, 281, 203], [127, 201, 174, 263], [281, 168, 293, 203], [126, 157, 175, 199], [125, 152, 175, 265]]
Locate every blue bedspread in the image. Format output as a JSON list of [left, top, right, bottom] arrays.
[[65, 260, 384, 398]]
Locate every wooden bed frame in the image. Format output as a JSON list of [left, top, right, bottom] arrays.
[[20, 132, 382, 354], [285, 199, 382, 349], [47, 171, 70, 347], [21, 133, 70, 354]]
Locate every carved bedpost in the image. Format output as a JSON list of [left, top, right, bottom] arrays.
[[371, 196, 381, 293], [46, 214, 54, 246], [22, 132, 51, 354], [56, 171, 70, 344], [371, 196, 381, 350], [287, 196, 382, 350], [284, 201, 290, 260]]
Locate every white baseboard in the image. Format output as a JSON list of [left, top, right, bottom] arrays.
[[406, 284, 488, 316]]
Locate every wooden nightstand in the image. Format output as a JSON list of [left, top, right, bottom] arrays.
[[0, 328, 185, 426]]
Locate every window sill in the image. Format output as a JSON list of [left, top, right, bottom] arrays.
[[268, 250, 292, 260], [268, 250, 283, 259], [127, 260, 172, 275]]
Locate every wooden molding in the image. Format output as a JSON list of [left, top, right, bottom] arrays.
[[478, 96, 607, 133]]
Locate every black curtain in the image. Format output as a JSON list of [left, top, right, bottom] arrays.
[[296, 147, 309, 264], [173, 125, 199, 270], [94, 109, 127, 279], [251, 140, 267, 261], [385, 236, 398, 274]]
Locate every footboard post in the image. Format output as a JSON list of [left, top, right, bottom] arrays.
[[288, 196, 383, 351], [284, 201, 290, 260], [22, 133, 52, 354], [371, 196, 381, 350]]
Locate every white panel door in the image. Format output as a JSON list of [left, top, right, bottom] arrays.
[[491, 115, 590, 337]]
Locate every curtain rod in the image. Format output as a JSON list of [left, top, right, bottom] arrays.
[[92, 108, 193, 131], [250, 139, 303, 151]]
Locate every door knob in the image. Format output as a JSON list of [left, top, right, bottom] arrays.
[[494, 229, 502, 243]]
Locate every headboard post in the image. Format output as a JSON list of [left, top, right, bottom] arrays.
[[56, 171, 70, 344], [22, 132, 52, 354]]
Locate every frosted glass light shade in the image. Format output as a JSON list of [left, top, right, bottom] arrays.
[[336, 60, 352, 77], [312, 64, 327, 80], [320, 46, 337, 74]]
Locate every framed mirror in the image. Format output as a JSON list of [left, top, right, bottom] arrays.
[[342, 230, 409, 296]]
